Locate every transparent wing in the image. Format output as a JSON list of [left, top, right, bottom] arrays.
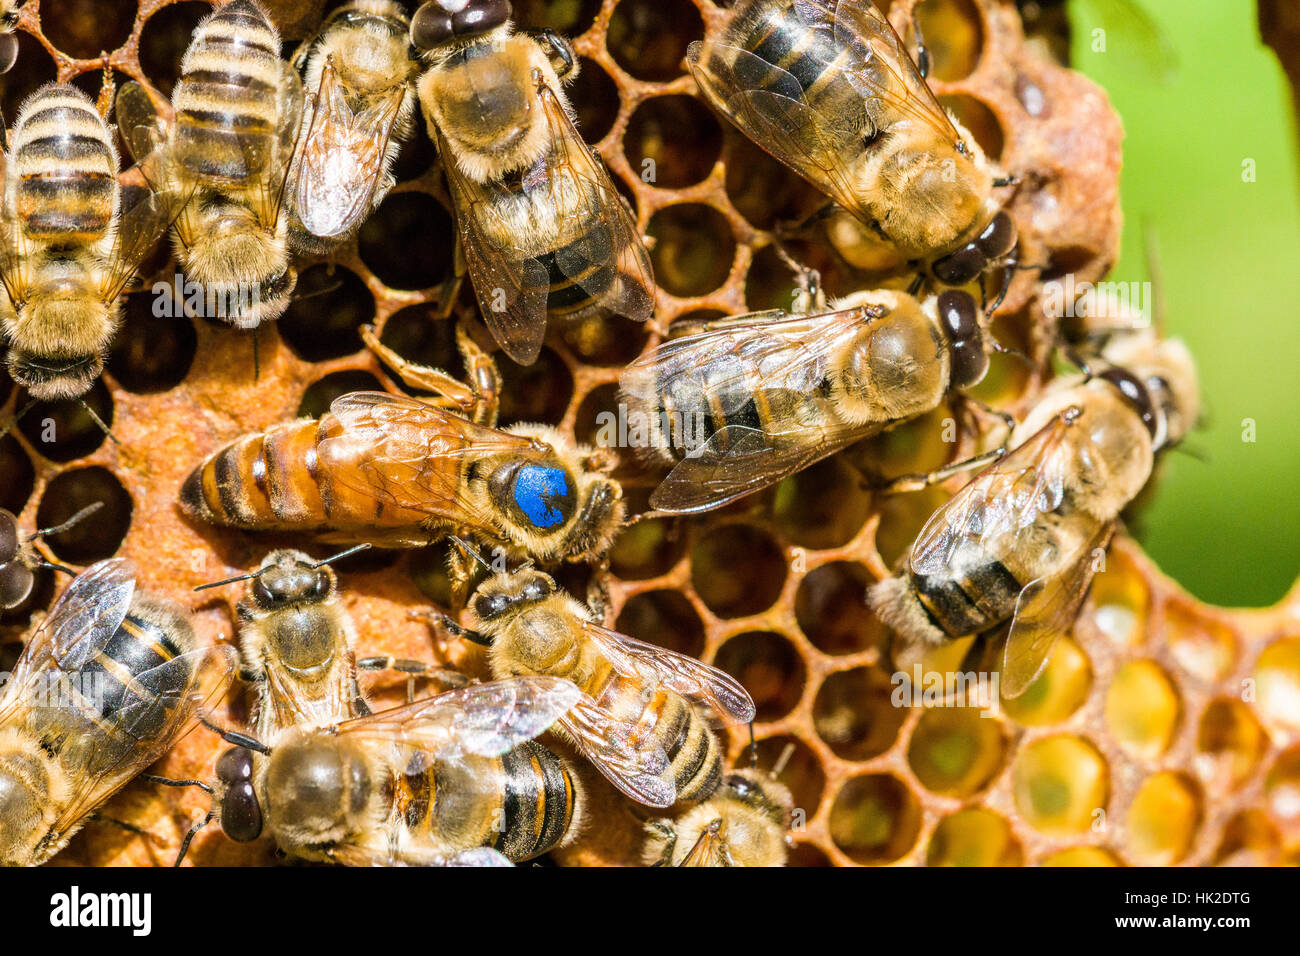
[[907, 411, 1080, 578], [252, 61, 305, 229], [335, 675, 583, 759], [578, 618, 755, 723], [294, 59, 405, 238], [114, 81, 170, 169], [678, 819, 734, 867], [560, 695, 675, 807], [315, 390, 541, 529], [1000, 521, 1115, 698], [10, 559, 137, 679], [99, 176, 193, 301]]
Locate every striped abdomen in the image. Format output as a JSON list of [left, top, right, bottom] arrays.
[[909, 559, 1024, 641], [399, 743, 578, 862], [11, 84, 118, 245], [173, 0, 283, 181]]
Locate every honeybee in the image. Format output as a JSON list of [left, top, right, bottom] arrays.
[[288, 0, 419, 254], [179, 324, 624, 592], [0, 558, 235, 866], [0, 84, 180, 412], [189, 676, 586, 866], [116, 0, 303, 330], [868, 331, 1199, 697], [0, 2, 21, 74], [643, 767, 793, 866], [619, 281, 1002, 514], [452, 567, 756, 808], [686, 0, 1016, 287], [410, 0, 654, 365], [0, 502, 102, 609]]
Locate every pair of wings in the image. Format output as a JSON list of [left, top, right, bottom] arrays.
[[556, 616, 756, 807], [906, 410, 1115, 697], [619, 303, 891, 514], [686, 0, 961, 228], [0, 559, 236, 846], [293, 56, 409, 239], [438, 81, 654, 366], [115, 69, 303, 251], [315, 390, 545, 536]]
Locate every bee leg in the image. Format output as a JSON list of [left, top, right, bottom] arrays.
[[357, 655, 471, 703], [92, 814, 163, 845], [410, 608, 493, 647], [174, 809, 215, 867], [872, 446, 1007, 495], [360, 323, 500, 426], [532, 29, 576, 79], [141, 774, 214, 794], [958, 394, 1017, 442]]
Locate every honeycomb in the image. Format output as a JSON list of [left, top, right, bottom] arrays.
[[1, 0, 1298, 867]]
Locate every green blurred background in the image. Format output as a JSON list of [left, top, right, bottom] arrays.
[[1066, 0, 1300, 607]]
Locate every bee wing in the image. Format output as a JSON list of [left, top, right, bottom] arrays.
[[101, 176, 194, 301], [578, 617, 756, 724], [907, 411, 1080, 579], [436, 847, 516, 867], [559, 695, 675, 807], [687, 0, 960, 223], [335, 675, 583, 759], [294, 59, 405, 238], [114, 81, 171, 170], [438, 83, 653, 366], [315, 390, 541, 529], [329, 842, 516, 867], [258, 60, 306, 228], [678, 819, 734, 867], [1001, 521, 1115, 698], [48, 643, 238, 839]]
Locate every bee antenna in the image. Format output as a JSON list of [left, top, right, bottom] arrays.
[[78, 399, 120, 446], [449, 535, 495, 573], [747, 722, 757, 768], [770, 742, 796, 779], [195, 569, 264, 592], [251, 328, 261, 383], [36, 560, 78, 577], [0, 397, 38, 440], [307, 543, 371, 569], [173, 809, 214, 867], [31, 501, 104, 541]]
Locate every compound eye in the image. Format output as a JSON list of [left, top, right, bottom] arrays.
[[221, 781, 264, 843], [1099, 367, 1158, 437], [0, 510, 18, 562], [216, 747, 255, 786], [931, 242, 985, 286], [0, 34, 16, 75], [307, 571, 330, 601], [510, 464, 576, 531], [0, 562, 34, 609], [976, 212, 1016, 260], [520, 577, 551, 602], [411, 2, 454, 50], [937, 291, 988, 388], [726, 775, 753, 799], [453, 0, 512, 35], [474, 592, 509, 622], [937, 290, 979, 341]]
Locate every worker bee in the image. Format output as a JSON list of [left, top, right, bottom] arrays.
[[184, 676, 586, 866], [0, 2, 22, 74], [451, 566, 756, 808], [868, 331, 1199, 697], [178, 324, 624, 592], [288, 0, 419, 254], [0, 558, 235, 866], [643, 766, 793, 866], [0, 502, 102, 609], [410, 0, 654, 365], [116, 0, 303, 330], [619, 282, 1002, 514], [0, 84, 180, 413], [686, 0, 1016, 287]]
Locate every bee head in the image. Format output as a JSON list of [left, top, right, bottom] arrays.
[[722, 769, 793, 828], [470, 568, 555, 626], [0, 509, 33, 609], [1101, 334, 1200, 452], [1097, 366, 1160, 443], [411, 0, 512, 51], [930, 211, 1017, 287], [249, 550, 335, 610]]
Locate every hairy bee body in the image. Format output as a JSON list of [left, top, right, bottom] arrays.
[[0, 561, 228, 866], [644, 768, 792, 866]]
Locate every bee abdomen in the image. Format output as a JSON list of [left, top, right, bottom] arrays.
[[911, 560, 1023, 640], [12, 84, 118, 244], [492, 741, 578, 860], [731, 1, 868, 106], [174, 0, 283, 180], [657, 692, 723, 804], [540, 223, 617, 317]]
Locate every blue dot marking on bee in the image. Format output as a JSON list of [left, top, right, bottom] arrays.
[[513, 465, 571, 529]]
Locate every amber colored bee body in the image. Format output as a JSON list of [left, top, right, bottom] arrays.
[[644, 768, 793, 866]]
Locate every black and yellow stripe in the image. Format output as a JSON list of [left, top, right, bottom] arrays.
[[911, 560, 1024, 640], [490, 740, 576, 861]]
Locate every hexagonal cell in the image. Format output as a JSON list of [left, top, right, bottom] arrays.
[[846, 402, 961, 492], [0, 434, 35, 514], [614, 589, 705, 658], [751, 734, 825, 820], [36, 467, 133, 564], [1104, 660, 1180, 761], [138, 2, 212, 98], [1195, 698, 1266, 793], [1039, 846, 1121, 867], [390, 109, 438, 184], [1000, 636, 1092, 726], [647, 204, 735, 298], [497, 348, 573, 428], [1213, 810, 1281, 866], [298, 370, 384, 419], [573, 382, 622, 449], [607, 0, 702, 81], [1165, 602, 1237, 683], [43, 0, 135, 57], [828, 773, 921, 865], [907, 707, 1005, 798], [787, 842, 832, 866], [624, 96, 721, 190], [609, 515, 685, 581], [375, 306, 465, 389], [871, 483, 950, 570], [514, 0, 602, 36], [772, 456, 873, 551], [557, 311, 650, 366], [715, 630, 804, 722], [690, 523, 786, 618], [914, 0, 984, 82], [279, 265, 375, 362], [1011, 734, 1108, 837], [812, 666, 905, 761], [358, 192, 454, 291], [939, 94, 1004, 162], [17, 379, 114, 462], [723, 131, 825, 232], [1264, 745, 1300, 832], [794, 561, 886, 656], [568, 57, 620, 144], [926, 808, 1022, 866], [1125, 772, 1201, 866], [1085, 548, 1150, 649], [109, 294, 198, 393], [1253, 636, 1300, 733]]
